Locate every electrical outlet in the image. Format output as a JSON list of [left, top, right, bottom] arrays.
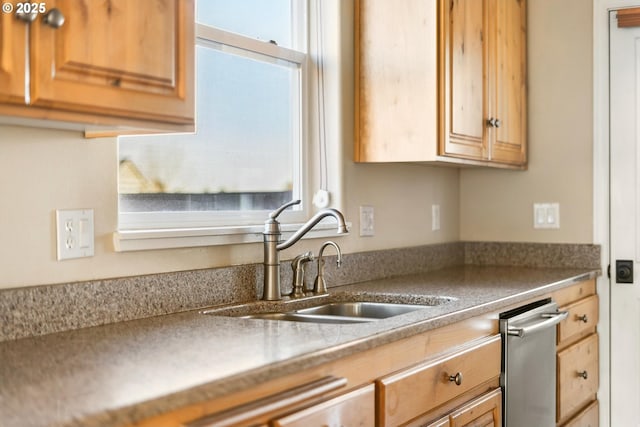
[[56, 209, 95, 260], [360, 205, 375, 236]]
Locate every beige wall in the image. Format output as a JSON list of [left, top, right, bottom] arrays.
[[0, 124, 459, 290], [460, 0, 594, 243], [0, 0, 594, 290]]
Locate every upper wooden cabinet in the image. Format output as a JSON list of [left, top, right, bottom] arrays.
[[355, 0, 527, 168], [355, 0, 439, 163], [441, 0, 527, 165], [0, 0, 194, 133]]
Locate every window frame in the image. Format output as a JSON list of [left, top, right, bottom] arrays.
[[117, 2, 312, 234]]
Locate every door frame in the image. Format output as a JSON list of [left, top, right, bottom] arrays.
[[594, 1, 640, 426]]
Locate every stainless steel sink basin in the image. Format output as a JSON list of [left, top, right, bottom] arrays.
[[234, 301, 436, 324], [295, 301, 427, 319], [240, 312, 373, 324], [204, 295, 455, 325]]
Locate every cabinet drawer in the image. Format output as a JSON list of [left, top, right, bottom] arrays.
[[449, 388, 502, 427], [558, 295, 599, 345], [271, 384, 375, 427], [377, 335, 501, 427], [561, 399, 598, 427], [557, 334, 599, 422]]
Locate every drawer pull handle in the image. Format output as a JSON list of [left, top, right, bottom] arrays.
[[576, 314, 588, 323], [449, 372, 463, 386], [578, 370, 589, 380]]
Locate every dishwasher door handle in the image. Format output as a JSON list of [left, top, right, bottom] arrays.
[[507, 311, 569, 338]]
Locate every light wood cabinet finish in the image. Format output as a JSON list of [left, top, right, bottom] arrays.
[[557, 295, 599, 347], [439, 0, 485, 160], [449, 388, 502, 427], [426, 416, 452, 427], [553, 280, 599, 426], [557, 332, 599, 424], [489, 0, 527, 164], [271, 383, 375, 427], [184, 376, 349, 427], [0, 11, 25, 104], [0, 0, 194, 132], [440, 0, 527, 165], [561, 400, 599, 427], [355, 0, 526, 168], [377, 335, 501, 427], [354, 0, 438, 162]]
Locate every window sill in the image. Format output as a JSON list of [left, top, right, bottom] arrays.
[[113, 221, 351, 252]]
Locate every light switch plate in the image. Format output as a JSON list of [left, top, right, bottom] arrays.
[[432, 204, 441, 231], [56, 209, 95, 260], [533, 203, 560, 229]]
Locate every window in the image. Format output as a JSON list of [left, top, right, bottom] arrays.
[[117, 0, 309, 232]]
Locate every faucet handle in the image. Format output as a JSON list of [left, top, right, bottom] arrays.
[[269, 199, 301, 220]]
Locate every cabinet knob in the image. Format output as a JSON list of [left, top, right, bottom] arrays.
[[486, 118, 502, 128], [576, 314, 588, 323], [15, 10, 38, 23], [43, 8, 65, 29], [578, 370, 588, 380], [448, 372, 463, 386]]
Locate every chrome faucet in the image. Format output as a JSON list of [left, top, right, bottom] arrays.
[[262, 200, 348, 301]]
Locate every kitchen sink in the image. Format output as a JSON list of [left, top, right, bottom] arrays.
[[223, 300, 449, 325], [203, 295, 455, 325], [240, 312, 373, 324], [295, 301, 427, 319]]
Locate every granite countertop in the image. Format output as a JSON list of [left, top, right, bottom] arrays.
[[0, 265, 599, 427]]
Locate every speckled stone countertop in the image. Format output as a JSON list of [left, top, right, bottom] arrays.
[[0, 265, 599, 427]]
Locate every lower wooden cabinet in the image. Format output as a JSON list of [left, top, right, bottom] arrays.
[[135, 279, 600, 427], [557, 334, 599, 423], [562, 400, 599, 427], [449, 388, 502, 427], [553, 280, 600, 426], [377, 336, 501, 427], [427, 388, 502, 427], [271, 384, 375, 427]]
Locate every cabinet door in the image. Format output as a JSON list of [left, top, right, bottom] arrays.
[[561, 400, 598, 427], [488, 0, 527, 164], [440, 0, 487, 160], [557, 333, 599, 423], [449, 388, 502, 427], [271, 384, 375, 427], [0, 9, 26, 104], [29, 0, 194, 124], [355, 0, 438, 162]]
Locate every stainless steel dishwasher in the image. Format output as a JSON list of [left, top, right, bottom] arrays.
[[500, 298, 568, 427]]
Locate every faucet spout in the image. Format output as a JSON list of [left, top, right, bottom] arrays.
[[262, 201, 348, 301], [277, 208, 348, 251]]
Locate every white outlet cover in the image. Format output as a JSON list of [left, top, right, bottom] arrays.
[[56, 209, 95, 260], [359, 206, 375, 236]]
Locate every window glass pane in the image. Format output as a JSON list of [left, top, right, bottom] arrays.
[[118, 44, 299, 213], [196, 0, 293, 49]]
